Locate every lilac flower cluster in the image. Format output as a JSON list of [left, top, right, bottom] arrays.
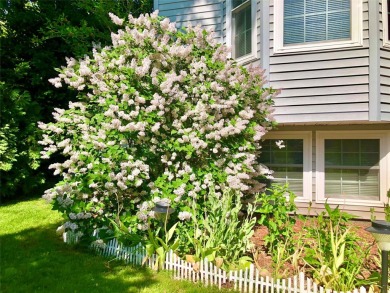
[[40, 11, 276, 237]]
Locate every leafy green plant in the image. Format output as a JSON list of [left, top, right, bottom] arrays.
[[303, 203, 375, 291], [144, 223, 180, 270], [256, 184, 297, 262], [181, 187, 257, 271], [385, 188, 390, 222], [269, 234, 305, 279]]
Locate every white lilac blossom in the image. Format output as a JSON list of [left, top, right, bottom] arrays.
[[40, 12, 277, 238], [178, 211, 192, 221]]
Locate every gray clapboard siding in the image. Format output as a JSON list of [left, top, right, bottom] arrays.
[[158, 0, 219, 10], [382, 103, 390, 111], [274, 94, 369, 106], [271, 67, 369, 81], [162, 11, 220, 21], [382, 94, 390, 103], [382, 112, 390, 120], [277, 85, 368, 98], [269, 49, 369, 64], [381, 85, 390, 95], [268, 0, 370, 123], [380, 0, 390, 121], [255, 0, 261, 66], [381, 48, 390, 121], [380, 0, 383, 41], [381, 67, 390, 76], [271, 57, 369, 72], [275, 112, 369, 123], [381, 76, 390, 85], [271, 76, 368, 89], [276, 103, 368, 115], [156, 0, 223, 40]]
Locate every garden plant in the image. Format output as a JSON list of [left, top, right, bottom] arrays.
[[39, 11, 277, 268], [303, 203, 376, 291]]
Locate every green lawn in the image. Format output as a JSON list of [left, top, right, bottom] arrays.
[[0, 198, 234, 293]]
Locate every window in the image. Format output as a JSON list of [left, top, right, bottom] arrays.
[[226, 0, 257, 62], [316, 131, 389, 206], [324, 139, 380, 200], [274, 0, 363, 53], [260, 132, 312, 202], [383, 0, 390, 47]]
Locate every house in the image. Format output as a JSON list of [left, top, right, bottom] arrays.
[[154, 0, 390, 219]]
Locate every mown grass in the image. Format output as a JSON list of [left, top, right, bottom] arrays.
[[0, 198, 235, 292]]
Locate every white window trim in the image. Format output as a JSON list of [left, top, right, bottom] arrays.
[[262, 131, 312, 203], [273, 0, 363, 54], [316, 131, 390, 207], [226, 0, 258, 64], [382, 0, 390, 48]]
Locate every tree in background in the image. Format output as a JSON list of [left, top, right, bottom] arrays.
[[0, 0, 153, 199]]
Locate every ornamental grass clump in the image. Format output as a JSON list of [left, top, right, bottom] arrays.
[[39, 12, 277, 243]]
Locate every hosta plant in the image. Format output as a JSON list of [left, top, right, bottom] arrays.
[[39, 12, 277, 243]]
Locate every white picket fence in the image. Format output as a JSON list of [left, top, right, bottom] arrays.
[[63, 233, 383, 293]]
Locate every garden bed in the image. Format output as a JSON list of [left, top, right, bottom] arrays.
[[251, 218, 381, 279]]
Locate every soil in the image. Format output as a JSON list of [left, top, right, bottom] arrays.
[[250, 218, 381, 279]]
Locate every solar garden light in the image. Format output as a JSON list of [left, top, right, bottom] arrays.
[[152, 200, 175, 226], [366, 220, 390, 293]]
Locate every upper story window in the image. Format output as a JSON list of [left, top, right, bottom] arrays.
[[383, 0, 390, 47], [274, 0, 363, 54], [227, 0, 257, 63], [232, 0, 252, 58]]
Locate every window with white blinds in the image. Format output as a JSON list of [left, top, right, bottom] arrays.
[[273, 0, 362, 53], [316, 131, 388, 206], [284, 0, 351, 45], [324, 139, 380, 201], [232, 0, 252, 58], [259, 132, 312, 201], [261, 139, 304, 196]]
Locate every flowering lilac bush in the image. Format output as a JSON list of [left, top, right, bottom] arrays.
[[39, 12, 277, 241]]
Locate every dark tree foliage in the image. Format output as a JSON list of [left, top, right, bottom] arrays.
[[0, 0, 153, 199]]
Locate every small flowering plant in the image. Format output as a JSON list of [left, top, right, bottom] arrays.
[[39, 12, 277, 241]]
